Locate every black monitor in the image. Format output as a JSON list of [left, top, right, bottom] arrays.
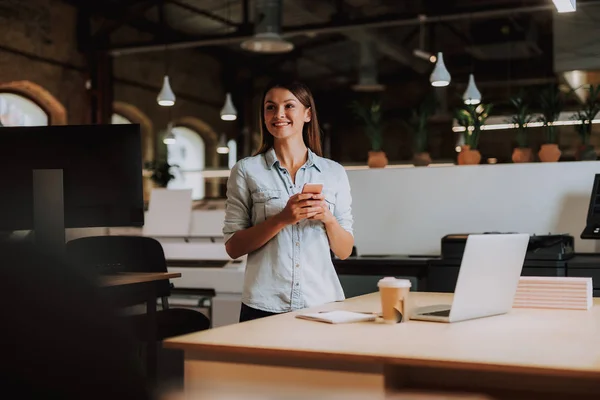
[[582, 173, 600, 239], [0, 124, 144, 255]]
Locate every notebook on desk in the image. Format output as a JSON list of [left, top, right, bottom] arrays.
[[296, 310, 377, 324]]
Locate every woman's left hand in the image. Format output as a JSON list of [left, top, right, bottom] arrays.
[[308, 194, 336, 225]]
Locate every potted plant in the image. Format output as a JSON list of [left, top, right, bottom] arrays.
[[537, 84, 564, 162], [454, 103, 493, 165], [509, 92, 534, 163], [407, 92, 437, 166], [143, 159, 178, 188], [351, 99, 387, 168], [571, 84, 600, 161]]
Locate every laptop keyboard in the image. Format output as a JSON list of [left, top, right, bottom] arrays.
[[422, 309, 451, 317]]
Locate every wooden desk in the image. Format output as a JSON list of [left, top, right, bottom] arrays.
[[100, 272, 181, 287], [164, 292, 600, 399], [101, 272, 181, 384]]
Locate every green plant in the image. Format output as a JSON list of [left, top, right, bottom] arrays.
[[538, 84, 564, 144], [350, 99, 383, 152], [509, 91, 534, 148], [406, 92, 437, 153], [454, 103, 493, 150], [571, 84, 600, 146], [144, 160, 178, 187]]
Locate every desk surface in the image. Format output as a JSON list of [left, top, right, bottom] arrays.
[[165, 292, 600, 378], [100, 272, 181, 287]]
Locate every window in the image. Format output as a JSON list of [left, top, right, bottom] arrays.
[[0, 93, 48, 126], [167, 126, 206, 200], [227, 139, 237, 169], [111, 113, 132, 125]]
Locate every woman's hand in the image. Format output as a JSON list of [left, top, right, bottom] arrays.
[[276, 193, 323, 225], [309, 194, 336, 225]]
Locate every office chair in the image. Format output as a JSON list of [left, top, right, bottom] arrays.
[[65, 235, 210, 341]]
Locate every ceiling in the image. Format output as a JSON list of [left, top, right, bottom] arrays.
[[63, 0, 600, 109]]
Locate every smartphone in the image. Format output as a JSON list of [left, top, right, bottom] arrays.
[[301, 183, 323, 194]]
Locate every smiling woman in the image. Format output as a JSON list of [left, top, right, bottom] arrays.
[[222, 79, 355, 323]]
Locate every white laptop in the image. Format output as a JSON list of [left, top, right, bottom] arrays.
[[412, 233, 530, 323]]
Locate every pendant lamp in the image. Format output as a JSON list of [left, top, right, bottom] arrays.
[[463, 74, 482, 105], [220, 93, 237, 121], [429, 52, 451, 87], [157, 75, 175, 106]]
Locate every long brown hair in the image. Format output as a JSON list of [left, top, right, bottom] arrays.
[[254, 80, 323, 156]]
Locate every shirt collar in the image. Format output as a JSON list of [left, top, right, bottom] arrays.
[[264, 147, 322, 172]]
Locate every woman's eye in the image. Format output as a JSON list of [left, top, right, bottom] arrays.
[[286, 104, 294, 109], [265, 105, 274, 111]]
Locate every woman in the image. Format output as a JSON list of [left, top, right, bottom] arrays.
[[223, 80, 355, 322]]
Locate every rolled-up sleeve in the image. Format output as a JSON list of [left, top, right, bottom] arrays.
[[334, 165, 354, 236], [223, 159, 251, 243]]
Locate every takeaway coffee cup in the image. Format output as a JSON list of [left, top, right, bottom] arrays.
[[377, 277, 412, 323]]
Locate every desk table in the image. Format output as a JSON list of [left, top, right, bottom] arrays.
[[164, 292, 600, 399], [101, 272, 181, 384]]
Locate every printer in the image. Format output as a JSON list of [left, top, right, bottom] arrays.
[[428, 233, 574, 293], [440, 233, 575, 261]]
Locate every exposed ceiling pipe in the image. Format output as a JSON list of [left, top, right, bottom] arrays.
[[351, 36, 385, 92], [109, 4, 562, 56]]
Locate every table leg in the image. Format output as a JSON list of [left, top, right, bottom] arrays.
[[146, 292, 157, 384]]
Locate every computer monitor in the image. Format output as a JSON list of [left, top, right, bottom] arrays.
[[0, 124, 144, 255], [582, 173, 600, 240]]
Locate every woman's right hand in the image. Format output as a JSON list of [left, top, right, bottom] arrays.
[[277, 193, 323, 225]]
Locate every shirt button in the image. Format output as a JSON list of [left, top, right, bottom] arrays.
[[296, 283, 299, 286], [296, 264, 300, 268], [296, 242, 299, 246]]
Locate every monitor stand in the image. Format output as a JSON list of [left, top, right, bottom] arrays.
[[33, 169, 65, 258]]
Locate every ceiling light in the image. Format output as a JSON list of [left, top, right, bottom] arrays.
[[430, 52, 451, 87], [220, 93, 237, 121], [163, 125, 176, 145], [216, 133, 230, 154], [157, 75, 175, 106], [553, 0, 576, 13], [463, 74, 482, 105], [240, 32, 294, 53], [413, 49, 436, 63]]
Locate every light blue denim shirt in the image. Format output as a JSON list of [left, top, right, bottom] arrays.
[[223, 148, 354, 313]]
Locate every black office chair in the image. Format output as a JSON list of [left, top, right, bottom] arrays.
[[65, 235, 210, 341]]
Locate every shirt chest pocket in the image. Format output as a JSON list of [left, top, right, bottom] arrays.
[[323, 189, 336, 216], [251, 189, 286, 224], [308, 189, 336, 231]]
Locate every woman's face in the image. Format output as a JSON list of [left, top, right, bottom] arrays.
[[263, 87, 311, 141]]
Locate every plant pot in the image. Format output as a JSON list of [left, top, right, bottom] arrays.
[[457, 145, 481, 165], [367, 151, 388, 168], [538, 144, 561, 162], [412, 152, 432, 167], [512, 147, 532, 163], [575, 144, 598, 161]]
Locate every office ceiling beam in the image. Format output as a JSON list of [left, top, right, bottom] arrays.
[[107, 3, 557, 56], [166, 0, 239, 28]]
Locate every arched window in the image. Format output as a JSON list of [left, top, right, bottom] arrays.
[[227, 139, 237, 169], [167, 126, 206, 200], [0, 93, 49, 126], [111, 113, 132, 125]]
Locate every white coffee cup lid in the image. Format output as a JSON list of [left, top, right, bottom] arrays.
[[377, 277, 412, 288]]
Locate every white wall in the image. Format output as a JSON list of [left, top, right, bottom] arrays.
[[347, 161, 600, 256]]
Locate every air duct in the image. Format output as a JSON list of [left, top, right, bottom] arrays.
[[352, 37, 385, 92], [240, 0, 293, 53]]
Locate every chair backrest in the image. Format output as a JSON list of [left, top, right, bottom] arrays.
[[65, 235, 172, 299]]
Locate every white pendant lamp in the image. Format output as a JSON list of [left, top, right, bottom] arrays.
[[163, 123, 176, 145], [157, 75, 175, 106], [220, 93, 237, 121], [429, 52, 451, 87], [463, 74, 482, 105], [216, 133, 230, 154]]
